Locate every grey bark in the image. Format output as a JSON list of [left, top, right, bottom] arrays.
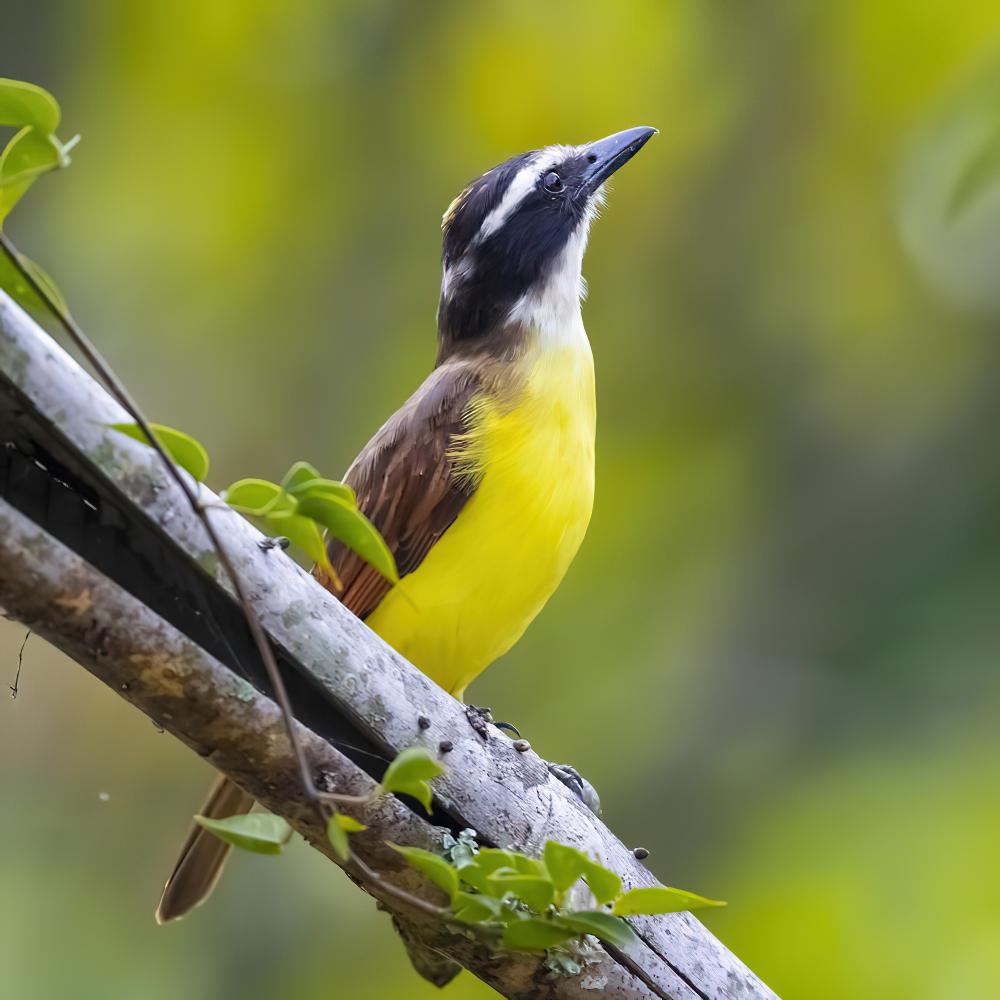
[[0, 290, 779, 1000]]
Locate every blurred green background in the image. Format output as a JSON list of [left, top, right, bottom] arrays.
[[3, 2, 1000, 997]]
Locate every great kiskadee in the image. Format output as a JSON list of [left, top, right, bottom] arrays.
[[156, 126, 656, 923]]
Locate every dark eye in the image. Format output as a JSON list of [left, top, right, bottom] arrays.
[[542, 171, 564, 193]]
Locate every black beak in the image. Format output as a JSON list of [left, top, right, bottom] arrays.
[[580, 126, 657, 195]]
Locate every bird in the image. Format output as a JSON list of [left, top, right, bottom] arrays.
[[156, 126, 657, 924]]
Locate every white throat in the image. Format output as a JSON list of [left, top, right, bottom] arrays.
[[507, 207, 597, 350]]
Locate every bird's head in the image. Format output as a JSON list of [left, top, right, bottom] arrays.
[[437, 126, 656, 360]]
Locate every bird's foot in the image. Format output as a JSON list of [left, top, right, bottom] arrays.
[[548, 763, 602, 816], [464, 704, 493, 740], [463, 707, 601, 815]]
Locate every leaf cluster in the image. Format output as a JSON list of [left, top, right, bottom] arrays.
[[392, 836, 725, 954], [224, 460, 397, 589], [0, 78, 77, 227], [194, 742, 723, 958], [106, 424, 399, 591], [194, 746, 445, 863], [0, 78, 79, 316]]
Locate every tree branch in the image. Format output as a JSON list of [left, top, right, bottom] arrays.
[[0, 289, 779, 1000]]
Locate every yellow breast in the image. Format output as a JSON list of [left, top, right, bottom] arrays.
[[365, 339, 596, 698]]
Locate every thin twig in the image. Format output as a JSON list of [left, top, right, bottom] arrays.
[[317, 791, 374, 807], [10, 628, 29, 698], [0, 232, 440, 921]]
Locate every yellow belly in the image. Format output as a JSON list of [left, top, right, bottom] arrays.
[[365, 342, 596, 698]]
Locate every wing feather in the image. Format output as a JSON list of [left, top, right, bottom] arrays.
[[314, 361, 484, 619]]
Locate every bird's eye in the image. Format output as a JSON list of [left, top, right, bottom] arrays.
[[542, 171, 564, 193]]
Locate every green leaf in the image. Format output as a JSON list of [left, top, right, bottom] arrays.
[[543, 840, 591, 893], [223, 478, 284, 515], [452, 890, 503, 923], [487, 872, 555, 912], [0, 78, 60, 133], [456, 860, 493, 894], [326, 815, 349, 862], [0, 250, 69, 320], [582, 862, 622, 908], [379, 746, 445, 814], [477, 848, 545, 878], [292, 478, 356, 504], [109, 422, 210, 482], [16, 253, 68, 314], [264, 508, 330, 564], [335, 814, 367, 832], [458, 849, 546, 894], [473, 849, 522, 875], [502, 917, 576, 952], [948, 126, 1000, 222], [0, 127, 61, 224], [194, 812, 292, 855], [281, 459, 355, 503], [325, 812, 365, 862], [612, 886, 726, 916], [390, 844, 459, 901], [280, 460, 322, 492], [296, 493, 398, 584], [0, 127, 60, 187], [557, 911, 636, 950]]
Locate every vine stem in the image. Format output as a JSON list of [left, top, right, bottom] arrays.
[[0, 231, 445, 924]]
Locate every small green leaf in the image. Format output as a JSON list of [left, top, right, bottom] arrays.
[[325, 812, 365, 862], [582, 862, 622, 908], [612, 886, 726, 916], [476, 848, 544, 877], [502, 917, 576, 952], [0, 250, 69, 320], [0, 127, 61, 223], [557, 911, 636, 950], [473, 849, 521, 875], [292, 478, 356, 504], [194, 812, 292, 855], [452, 890, 503, 923], [335, 814, 367, 832], [381, 747, 446, 788], [296, 493, 398, 584], [0, 78, 60, 133], [457, 849, 546, 893], [543, 841, 591, 893], [379, 746, 445, 814], [16, 253, 68, 314], [264, 508, 328, 561], [456, 859, 493, 894], [223, 478, 284, 515], [391, 844, 459, 901], [0, 127, 60, 186], [488, 872, 555, 912], [540, 841, 620, 904], [279, 462, 355, 504], [326, 815, 349, 861], [109, 422, 210, 482], [280, 460, 322, 492]]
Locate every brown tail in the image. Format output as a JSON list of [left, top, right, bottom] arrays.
[[155, 774, 255, 924]]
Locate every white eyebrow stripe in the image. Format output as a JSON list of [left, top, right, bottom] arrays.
[[476, 145, 572, 242]]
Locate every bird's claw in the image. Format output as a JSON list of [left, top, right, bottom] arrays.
[[549, 763, 602, 816], [464, 704, 493, 740]]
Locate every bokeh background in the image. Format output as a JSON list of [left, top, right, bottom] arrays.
[[3, 2, 1000, 997]]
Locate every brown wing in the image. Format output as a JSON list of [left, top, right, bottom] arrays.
[[314, 360, 484, 619]]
